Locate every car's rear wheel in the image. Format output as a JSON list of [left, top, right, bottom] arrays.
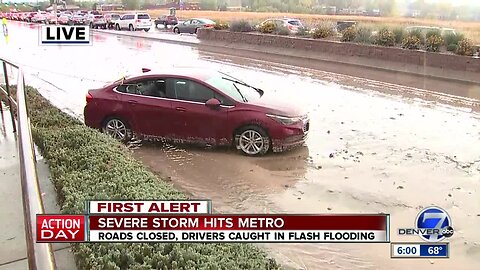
[[236, 125, 270, 156], [129, 24, 134, 31], [102, 117, 132, 143], [173, 27, 180, 34], [144, 28, 150, 32], [116, 24, 121, 30]]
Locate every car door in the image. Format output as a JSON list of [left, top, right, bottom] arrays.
[[165, 77, 230, 145], [189, 19, 200, 33], [180, 19, 191, 32], [115, 77, 172, 138]]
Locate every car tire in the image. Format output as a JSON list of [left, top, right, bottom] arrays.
[[164, 22, 167, 29], [144, 28, 150, 32], [129, 24, 134, 31], [116, 24, 121, 31], [102, 117, 133, 143], [194, 28, 198, 34], [173, 27, 180, 34], [235, 125, 270, 156]]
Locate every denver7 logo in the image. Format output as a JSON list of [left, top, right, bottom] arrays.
[[416, 207, 453, 242]]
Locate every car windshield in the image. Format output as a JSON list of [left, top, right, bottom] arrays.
[[200, 19, 215, 24], [206, 73, 262, 102], [138, 14, 150, 19], [94, 15, 103, 19], [288, 20, 301, 26]]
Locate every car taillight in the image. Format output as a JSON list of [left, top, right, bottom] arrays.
[[86, 92, 93, 103], [136, 19, 141, 23], [288, 25, 293, 30], [204, 24, 213, 28]]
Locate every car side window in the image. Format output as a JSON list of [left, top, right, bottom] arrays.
[[169, 79, 221, 103], [117, 79, 167, 98], [184, 20, 191, 25]]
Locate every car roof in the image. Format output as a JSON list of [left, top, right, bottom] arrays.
[[128, 67, 218, 81]]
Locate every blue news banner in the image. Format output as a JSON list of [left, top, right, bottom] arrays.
[[391, 243, 449, 258]]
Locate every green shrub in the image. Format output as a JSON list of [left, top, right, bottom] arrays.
[[275, 26, 290, 36], [214, 20, 229, 30], [312, 23, 334, 39], [393, 27, 406, 44], [402, 35, 421, 50], [456, 38, 475, 56], [15, 88, 281, 270], [425, 29, 441, 39], [447, 43, 458, 52], [443, 32, 464, 46], [354, 26, 373, 44], [341, 26, 357, 42], [374, 27, 395, 46], [295, 27, 311, 37], [425, 34, 443, 52], [259, 21, 276, 34], [407, 28, 425, 44], [229, 20, 253, 32]]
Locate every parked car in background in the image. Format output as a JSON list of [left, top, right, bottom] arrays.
[[115, 13, 152, 32], [105, 13, 121, 29], [154, 14, 178, 28], [256, 18, 304, 34], [72, 14, 86, 25], [84, 68, 309, 156], [31, 12, 48, 23], [24, 12, 36, 22], [46, 13, 57, 24], [58, 14, 73, 25], [405, 26, 457, 36], [173, 18, 216, 34], [86, 14, 107, 29], [336, 20, 357, 32]]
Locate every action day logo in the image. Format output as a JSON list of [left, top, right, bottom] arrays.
[[398, 206, 454, 242], [40, 25, 92, 45]]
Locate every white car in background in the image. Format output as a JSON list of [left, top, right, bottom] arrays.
[[115, 13, 152, 32]]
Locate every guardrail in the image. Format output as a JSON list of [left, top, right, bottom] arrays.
[[0, 59, 57, 270]]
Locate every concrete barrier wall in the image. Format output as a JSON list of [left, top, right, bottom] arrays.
[[197, 29, 480, 83]]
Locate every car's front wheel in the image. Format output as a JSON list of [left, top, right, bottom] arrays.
[[236, 125, 270, 156], [102, 117, 132, 143], [144, 28, 150, 32], [173, 27, 180, 34], [116, 24, 121, 31]]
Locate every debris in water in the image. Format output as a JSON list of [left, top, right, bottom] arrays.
[[297, 197, 301, 200], [344, 176, 349, 179], [329, 153, 334, 158], [316, 165, 322, 169], [448, 194, 452, 197], [390, 117, 396, 120], [327, 207, 332, 211], [397, 185, 404, 189], [327, 130, 330, 134], [340, 121, 344, 124], [284, 184, 289, 188]]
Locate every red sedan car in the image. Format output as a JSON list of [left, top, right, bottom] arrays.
[[84, 68, 309, 156]]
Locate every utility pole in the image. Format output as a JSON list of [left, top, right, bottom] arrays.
[[53, 0, 58, 25]]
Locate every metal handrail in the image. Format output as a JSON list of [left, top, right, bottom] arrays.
[[1, 59, 57, 270]]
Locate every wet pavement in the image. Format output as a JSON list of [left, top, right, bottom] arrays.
[[1, 22, 479, 270]]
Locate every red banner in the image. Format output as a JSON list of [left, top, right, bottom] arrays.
[[88, 214, 387, 230]]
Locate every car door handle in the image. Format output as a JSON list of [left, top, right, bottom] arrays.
[[128, 100, 138, 104], [175, 107, 186, 112]]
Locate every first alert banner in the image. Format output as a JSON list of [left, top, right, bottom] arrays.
[[37, 214, 390, 243]]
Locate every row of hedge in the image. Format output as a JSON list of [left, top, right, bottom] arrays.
[[2, 88, 280, 270], [214, 20, 478, 56]]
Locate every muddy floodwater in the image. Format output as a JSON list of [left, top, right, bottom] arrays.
[[2, 22, 480, 270]]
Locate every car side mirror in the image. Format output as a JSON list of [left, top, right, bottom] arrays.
[[205, 98, 221, 109]]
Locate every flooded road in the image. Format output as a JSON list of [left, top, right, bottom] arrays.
[[2, 22, 479, 270]]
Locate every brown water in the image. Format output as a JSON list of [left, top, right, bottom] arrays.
[[3, 21, 479, 270]]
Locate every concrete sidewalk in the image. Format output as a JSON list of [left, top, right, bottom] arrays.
[[0, 105, 76, 269]]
